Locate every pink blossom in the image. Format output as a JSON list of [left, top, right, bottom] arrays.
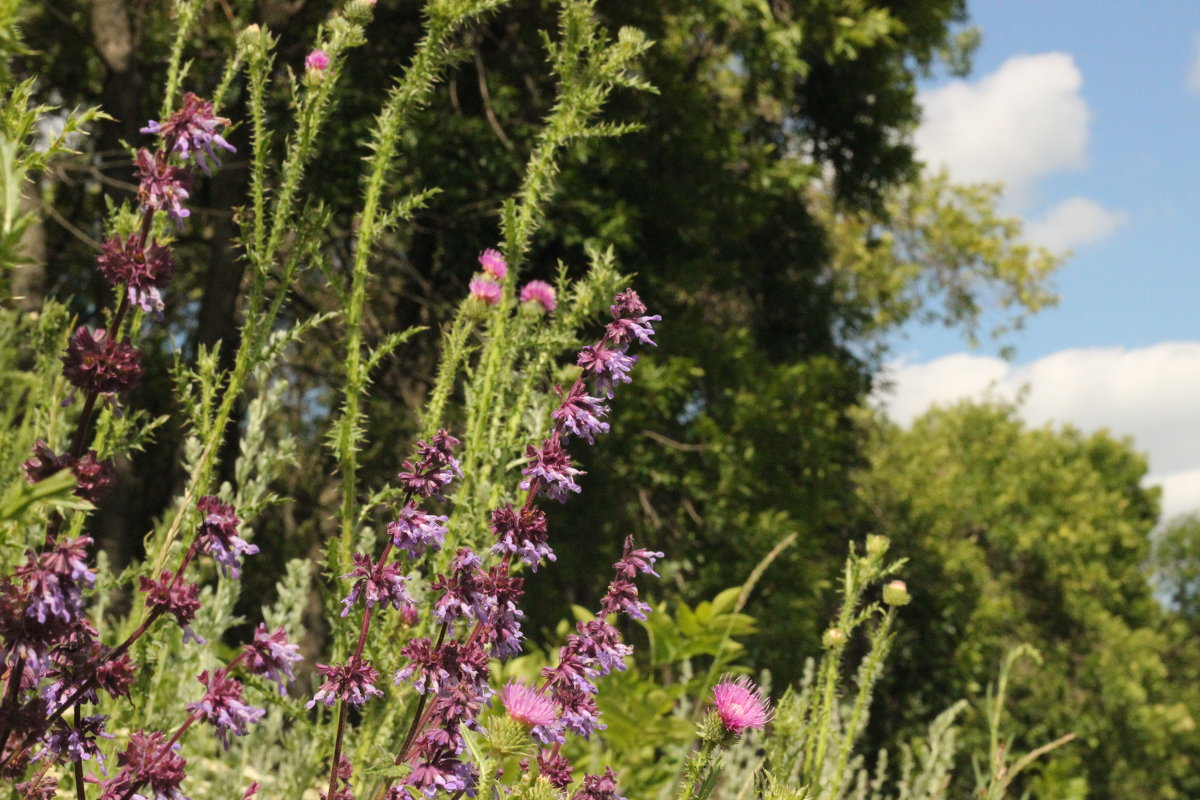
[[469, 277, 502, 305], [519, 280, 556, 312], [478, 248, 507, 279], [305, 49, 330, 71], [500, 679, 558, 726], [711, 675, 772, 735]]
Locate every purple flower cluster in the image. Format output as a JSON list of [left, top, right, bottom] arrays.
[[196, 495, 259, 578], [396, 429, 462, 500], [187, 670, 266, 749], [94, 730, 188, 800]]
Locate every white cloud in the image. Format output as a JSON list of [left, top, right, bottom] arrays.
[[1024, 196, 1127, 252], [1189, 34, 1200, 92], [878, 342, 1200, 519], [915, 53, 1090, 207]]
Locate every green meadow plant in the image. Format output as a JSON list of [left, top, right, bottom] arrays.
[[0, 2, 1075, 799]]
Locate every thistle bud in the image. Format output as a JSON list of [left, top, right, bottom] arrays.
[[822, 627, 845, 649], [883, 579, 911, 607], [865, 534, 890, 558]]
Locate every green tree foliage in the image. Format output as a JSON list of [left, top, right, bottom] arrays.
[[857, 400, 1198, 798]]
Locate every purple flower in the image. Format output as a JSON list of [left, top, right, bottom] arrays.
[[407, 752, 473, 798], [538, 750, 574, 789], [71, 451, 116, 504], [489, 504, 554, 570], [475, 564, 526, 658], [552, 383, 610, 444], [600, 577, 650, 621], [61, 327, 143, 396], [135, 149, 192, 222], [141, 92, 235, 174], [196, 496, 258, 578], [577, 345, 637, 399], [431, 548, 482, 623], [711, 675, 773, 735], [40, 714, 112, 765], [573, 767, 626, 800], [305, 49, 330, 71], [555, 685, 605, 738], [519, 279, 556, 312], [24, 443, 116, 504], [19, 561, 77, 626], [605, 289, 660, 348], [575, 618, 632, 676], [520, 438, 583, 502], [479, 248, 507, 280], [15, 775, 57, 800], [139, 571, 204, 643], [340, 553, 412, 616], [469, 277, 502, 305], [188, 670, 265, 749], [97, 729, 187, 800], [97, 234, 174, 314], [613, 536, 664, 579], [243, 624, 302, 695], [95, 652, 137, 700], [605, 315, 660, 348], [308, 658, 384, 709], [388, 502, 449, 557]]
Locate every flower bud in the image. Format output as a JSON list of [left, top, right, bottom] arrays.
[[822, 627, 845, 649], [883, 579, 911, 607], [305, 49, 330, 74], [865, 534, 890, 558]]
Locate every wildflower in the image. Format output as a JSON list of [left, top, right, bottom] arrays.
[[431, 548, 483, 623], [141, 92, 235, 174], [577, 345, 637, 399], [188, 670, 265, 749], [340, 553, 412, 616], [479, 248, 507, 280], [574, 618, 632, 676], [469, 277, 502, 305], [61, 327, 143, 396], [573, 767, 625, 800], [613, 536, 664, 579], [15, 776, 57, 800], [40, 714, 113, 765], [605, 288, 660, 347], [475, 564, 526, 658], [599, 576, 650, 621], [521, 438, 583, 502], [195, 496, 258, 578], [134, 149, 192, 222], [551, 383, 609, 444], [389, 502, 449, 557], [98, 729, 188, 800], [71, 452, 116, 504], [554, 685, 605, 738], [822, 627, 845, 648], [243, 624, 302, 695], [95, 652, 137, 700], [500, 679, 559, 733], [407, 751, 472, 798], [519, 279, 556, 312], [538, 750, 574, 789], [97, 234, 174, 314], [308, 658, 384, 709], [489, 504, 554, 570], [710, 675, 773, 735], [305, 49, 330, 72], [23, 443, 115, 504], [139, 571, 204, 643]]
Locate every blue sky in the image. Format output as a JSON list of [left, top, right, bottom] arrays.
[[879, 0, 1200, 519]]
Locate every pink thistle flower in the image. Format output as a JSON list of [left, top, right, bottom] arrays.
[[519, 279, 556, 312], [478, 248, 507, 279], [469, 277, 502, 305], [306, 49, 330, 72], [711, 675, 772, 735], [499, 679, 559, 728]]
